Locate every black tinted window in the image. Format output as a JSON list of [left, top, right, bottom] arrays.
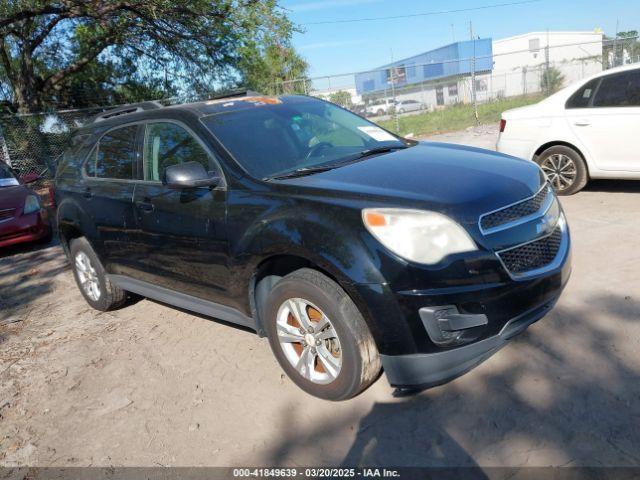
[[91, 125, 138, 179], [566, 78, 600, 108], [143, 122, 211, 181], [593, 70, 640, 107], [204, 98, 403, 179]]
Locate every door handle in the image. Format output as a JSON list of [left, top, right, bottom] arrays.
[[574, 120, 590, 127], [82, 188, 93, 199], [136, 201, 154, 213]]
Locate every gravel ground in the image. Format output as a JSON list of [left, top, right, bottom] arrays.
[[1, 126, 640, 467]]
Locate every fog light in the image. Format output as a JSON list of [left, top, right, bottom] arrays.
[[420, 306, 488, 347]]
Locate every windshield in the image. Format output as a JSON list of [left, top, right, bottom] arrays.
[[0, 162, 19, 187], [203, 96, 407, 179]]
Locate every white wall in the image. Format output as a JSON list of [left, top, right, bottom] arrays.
[[493, 31, 603, 96]]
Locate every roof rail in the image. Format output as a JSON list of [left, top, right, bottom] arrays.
[[90, 101, 164, 124]]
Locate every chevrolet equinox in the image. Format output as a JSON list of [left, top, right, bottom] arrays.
[[55, 94, 571, 400]]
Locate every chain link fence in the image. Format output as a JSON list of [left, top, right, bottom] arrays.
[[272, 34, 639, 135], [0, 107, 107, 180], [0, 34, 638, 181]]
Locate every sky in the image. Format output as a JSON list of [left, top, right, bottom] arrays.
[[281, 0, 640, 80]]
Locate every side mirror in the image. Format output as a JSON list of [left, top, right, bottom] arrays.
[[163, 161, 221, 189], [20, 172, 40, 184]]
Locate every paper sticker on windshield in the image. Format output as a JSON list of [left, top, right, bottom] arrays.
[[358, 126, 397, 142], [0, 178, 19, 187]]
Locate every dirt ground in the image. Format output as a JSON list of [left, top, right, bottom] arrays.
[[1, 126, 640, 467]]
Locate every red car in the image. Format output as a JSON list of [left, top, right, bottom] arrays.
[[0, 162, 52, 249]]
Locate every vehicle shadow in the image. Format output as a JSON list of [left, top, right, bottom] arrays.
[[582, 179, 640, 194], [0, 235, 60, 260], [0, 241, 68, 327], [258, 294, 640, 468]]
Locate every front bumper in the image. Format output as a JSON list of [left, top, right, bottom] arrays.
[[381, 296, 560, 388], [0, 210, 51, 248], [351, 223, 571, 388]]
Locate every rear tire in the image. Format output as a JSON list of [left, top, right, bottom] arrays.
[[264, 268, 381, 401], [536, 145, 588, 195], [69, 237, 126, 311]]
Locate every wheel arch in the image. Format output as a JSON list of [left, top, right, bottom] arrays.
[[249, 254, 377, 340], [56, 198, 101, 257], [58, 222, 84, 256], [533, 140, 591, 178]]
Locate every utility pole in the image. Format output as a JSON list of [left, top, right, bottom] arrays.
[[470, 21, 478, 125], [545, 28, 550, 95], [612, 18, 619, 68], [389, 48, 400, 134]]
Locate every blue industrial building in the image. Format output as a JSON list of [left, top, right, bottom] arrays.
[[355, 38, 493, 96]]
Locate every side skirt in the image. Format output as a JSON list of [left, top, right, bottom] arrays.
[[109, 275, 256, 331]]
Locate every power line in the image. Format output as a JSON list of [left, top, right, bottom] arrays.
[[300, 0, 541, 26], [277, 36, 619, 85]]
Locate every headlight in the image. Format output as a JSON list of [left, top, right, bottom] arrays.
[[23, 195, 41, 215], [362, 208, 477, 265]]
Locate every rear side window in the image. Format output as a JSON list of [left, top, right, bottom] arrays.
[[86, 125, 139, 179], [143, 122, 211, 182], [566, 78, 600, 109], [592, 70, 640, 107]]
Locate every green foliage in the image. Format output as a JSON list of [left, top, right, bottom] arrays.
[[327, 90, 353, 108], [0, 1, 307, 112], [378, 95, 545, 137], [541, 66, 565, 94], [238, 41, 309, 95]]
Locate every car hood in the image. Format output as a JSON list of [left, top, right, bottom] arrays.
[[276, 142, 543, 225], [0, 184, 29, 211]]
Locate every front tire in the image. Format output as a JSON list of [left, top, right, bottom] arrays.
[[536, 145, 588, 195], [264, 268, 381, 401], [69, 237, 126, 311]]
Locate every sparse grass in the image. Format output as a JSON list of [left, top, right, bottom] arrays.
[[378, 94, 545, 137]]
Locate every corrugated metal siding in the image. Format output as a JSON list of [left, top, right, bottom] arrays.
[[355, 38, 493, 95]]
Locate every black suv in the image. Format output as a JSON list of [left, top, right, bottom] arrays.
[[56, 94, 571, 400]]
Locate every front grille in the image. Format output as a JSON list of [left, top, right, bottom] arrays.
[[481, 185, 551, 232], [497, 226, 563, 275], [0, 208, 16, 222]]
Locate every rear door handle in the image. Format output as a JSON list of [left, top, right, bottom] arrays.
[[136, 201, 154, 213], [574, 120, 590, 126]]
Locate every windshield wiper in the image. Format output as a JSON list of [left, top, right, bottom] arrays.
[[354, 145, 408, 159], [266, 145, 409, 181], [267, 164, 338, 180]]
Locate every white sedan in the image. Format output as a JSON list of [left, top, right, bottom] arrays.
[[497, 64, 640, 195]]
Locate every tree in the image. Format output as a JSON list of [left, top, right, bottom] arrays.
[[0, 1, 306, 112], [239, 40, 309, 95], [328, 90, 353, 109], [541, 66, 565, 94]]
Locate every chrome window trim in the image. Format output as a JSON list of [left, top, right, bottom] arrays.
[[479, 183, 553, 235], [495, 215, 569, 281]]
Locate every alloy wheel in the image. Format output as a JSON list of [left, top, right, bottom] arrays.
[[75, 251, 101, 301], [541, 153, 577, 192], [276, 298, 342, 384]]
